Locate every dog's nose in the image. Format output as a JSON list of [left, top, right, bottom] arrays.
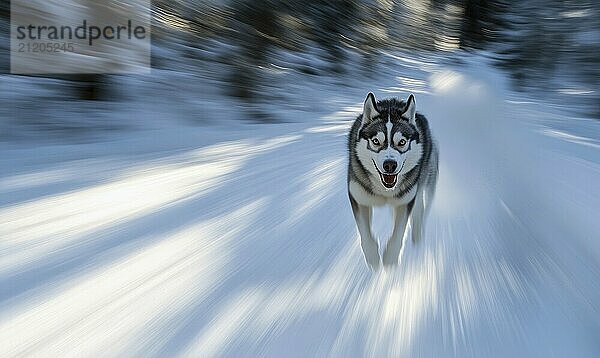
[[383, 160, 397, 173]]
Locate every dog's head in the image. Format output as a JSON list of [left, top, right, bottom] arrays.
[[355, 92, 423, 190]]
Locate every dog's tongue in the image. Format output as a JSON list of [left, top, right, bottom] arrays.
[[382, 174, 396, 185]]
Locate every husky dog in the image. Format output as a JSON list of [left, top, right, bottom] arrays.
[[348, 93, 438, 269]]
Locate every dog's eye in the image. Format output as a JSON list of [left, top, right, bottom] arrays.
[[399, 139, 407, 146], [372, 138, 380, 146]]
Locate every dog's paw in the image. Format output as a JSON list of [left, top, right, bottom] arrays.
[[361, 238, 381, 271], [382, 250, 399, 267], [364, 253, 381, 271]]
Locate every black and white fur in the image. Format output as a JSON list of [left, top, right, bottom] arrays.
[[348, 93, 438, 269]]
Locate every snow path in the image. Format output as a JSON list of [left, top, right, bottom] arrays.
[[1, 57, 599, 357]]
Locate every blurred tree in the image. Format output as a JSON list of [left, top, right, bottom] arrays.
[[307, 0, 358, 73], [459, 0, 510, 50], [226, 0, 281, 100], [355, 0, 394, 75], [493, 0, 599, 115], [0, 0, 8, 73], [0, 1, 7, 18]]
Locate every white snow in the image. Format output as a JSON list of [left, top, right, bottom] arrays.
[[1, 51, 599, 357]]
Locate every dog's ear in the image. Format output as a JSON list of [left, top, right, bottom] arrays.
[[363, 92, 379, 121], [403, 94, 416, 125], [358, 93, 379, 137]]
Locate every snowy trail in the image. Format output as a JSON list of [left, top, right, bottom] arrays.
[[1, 59, 600, 357]]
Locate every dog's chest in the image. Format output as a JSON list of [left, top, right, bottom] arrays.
[[349, 180, 416, 207]]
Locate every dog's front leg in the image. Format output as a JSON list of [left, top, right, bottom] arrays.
[[410, 189, 426, 243], [382, 205, 409, 267], [349, 195, 380, 270]]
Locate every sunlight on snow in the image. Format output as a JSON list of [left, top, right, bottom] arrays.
[[1, 200, 265, 357], [0, 134, 301, 276]]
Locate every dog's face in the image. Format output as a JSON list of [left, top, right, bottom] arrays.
[[355, 93, 423, 190]]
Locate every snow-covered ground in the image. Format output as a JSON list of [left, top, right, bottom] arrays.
[[1, 52, 599, 357]]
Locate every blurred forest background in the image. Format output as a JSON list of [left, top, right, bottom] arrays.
[[0, 0, 598, 131]]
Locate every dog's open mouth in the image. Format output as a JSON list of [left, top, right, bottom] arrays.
[[379, 173, 398, 189], [372, 159, 403, 189]]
